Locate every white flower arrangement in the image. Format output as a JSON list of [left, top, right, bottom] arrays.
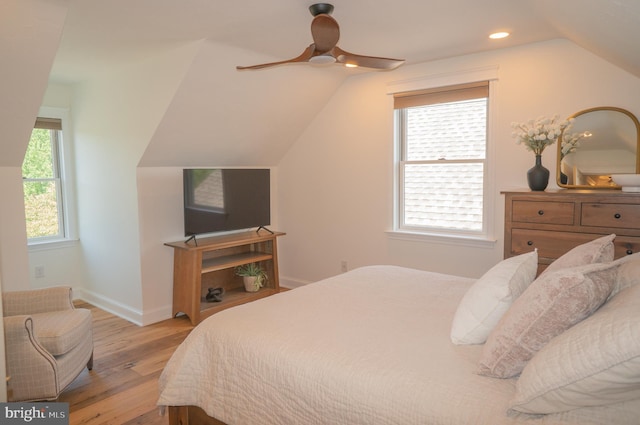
[[511, 115, 571, 156], [560, 125, 590, 159]]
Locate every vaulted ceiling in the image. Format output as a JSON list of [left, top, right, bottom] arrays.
[[39, 0, 639, 168], [51, 0, 640, 83]]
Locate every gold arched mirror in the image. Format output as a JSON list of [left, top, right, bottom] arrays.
[[557, 107, 640, 188]]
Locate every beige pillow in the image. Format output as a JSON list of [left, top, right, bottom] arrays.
[[541, 233, 615, 277], [477, 261, 617, 378], [510, 282, 640, 414], [451, 251, 538, 345]]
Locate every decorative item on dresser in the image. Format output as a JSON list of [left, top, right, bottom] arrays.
[[511, 115, 571, 191], [611, 174, 640, 192], [557, 107, 640, 189], [503, 190, 640, 274]]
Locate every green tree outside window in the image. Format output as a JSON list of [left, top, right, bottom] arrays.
[[23, 128, 61, 239]]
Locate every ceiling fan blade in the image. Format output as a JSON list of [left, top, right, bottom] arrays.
[[310, 14, 340, 53], [237, 45, 315, 70], [334, 46, 405, 70]]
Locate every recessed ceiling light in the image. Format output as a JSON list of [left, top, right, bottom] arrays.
[[489, 31, 510, 40]]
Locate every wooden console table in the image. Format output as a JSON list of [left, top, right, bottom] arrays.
[[166, 230, 285, 325]]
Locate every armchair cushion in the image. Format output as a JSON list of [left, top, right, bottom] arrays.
[[32, 309, 93, 356]]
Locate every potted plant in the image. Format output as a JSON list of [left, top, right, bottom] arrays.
[[235, 263, 268, 292]]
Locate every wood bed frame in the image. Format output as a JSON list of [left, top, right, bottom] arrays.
[[168, 405, 226, 425]]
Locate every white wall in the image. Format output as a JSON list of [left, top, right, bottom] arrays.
[[276, 39, 640, 286], [136, 167, 184, 323], [0, 1, 69, 398], [0, 0, 70, 292], [139, 40, 346, 168], [68, 43, 199, 324], [0, 168, 31, 293], [0, 273, 5, 402]]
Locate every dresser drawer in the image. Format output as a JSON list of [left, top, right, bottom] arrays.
[[511, 229, 640, 260], [512, 201, 574, 225], [582, 203, 640, 229], [614, 236, 640, 257], [510, 229, 600, 260]]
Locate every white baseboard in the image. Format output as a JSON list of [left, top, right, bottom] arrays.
[[76, 279, 313, 326], [74, 288, 146, 326], [279, 276, 311, 289], [139, 305, 175, 326]]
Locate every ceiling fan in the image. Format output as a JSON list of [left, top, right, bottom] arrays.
[[237, 3, 405, 71]]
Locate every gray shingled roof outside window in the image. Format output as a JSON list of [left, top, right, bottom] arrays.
[[402, 99, 486, 232]]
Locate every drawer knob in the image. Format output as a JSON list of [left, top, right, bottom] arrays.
[[527, 240, 534, 246], [614, 213, 621, 219], [627, 249, 634, 255], [538, 210, 544, 216]]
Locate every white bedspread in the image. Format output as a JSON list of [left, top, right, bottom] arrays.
[[158, 265, 640, 425]]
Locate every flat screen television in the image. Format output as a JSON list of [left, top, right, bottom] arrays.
[[183, 168, 270, 237]]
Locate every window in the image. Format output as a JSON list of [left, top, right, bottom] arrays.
[[394, 81, 490, 239], [22, 116, 70, 243]]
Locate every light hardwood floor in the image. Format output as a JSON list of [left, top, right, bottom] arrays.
[[58, 302, 194, 425]]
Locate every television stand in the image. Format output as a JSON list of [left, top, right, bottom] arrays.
[[165, 230, 285, 325], [184, 234, 198, 246]]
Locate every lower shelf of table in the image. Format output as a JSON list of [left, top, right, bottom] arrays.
[[191, 286, 278, 324]]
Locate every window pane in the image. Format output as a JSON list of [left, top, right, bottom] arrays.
[[403, 163, 484, 231], [23, 129, 54, 179], [23, 180, 60, 238], [405, 98, 487, 161]]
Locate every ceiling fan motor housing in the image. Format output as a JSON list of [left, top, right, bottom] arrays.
[[309, 3, 334, 16]]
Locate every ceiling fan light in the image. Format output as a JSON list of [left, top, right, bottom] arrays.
[[489, 31, 510, 39], [344, 63, 358, 68], [309, 55, 336, 65]]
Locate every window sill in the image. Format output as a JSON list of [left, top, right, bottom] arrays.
[[386, 230, 496, 249], [28, 238, 80, 252]]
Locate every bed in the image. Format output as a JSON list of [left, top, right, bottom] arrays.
[[158, 244, 640, 424]]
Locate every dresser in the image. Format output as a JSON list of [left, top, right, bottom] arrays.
[[503, 190, 640, 274]]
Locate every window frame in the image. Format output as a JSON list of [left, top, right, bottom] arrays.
[[387, 68, 498, 247], [25, 107, 78, 249]]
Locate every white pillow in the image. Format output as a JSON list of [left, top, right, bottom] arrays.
[[510, 282, 640, 414], [610, 252, 640, 299], [450, 250, 537, 345]]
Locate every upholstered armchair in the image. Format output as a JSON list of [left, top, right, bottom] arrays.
[[3, 286, 93, 401]]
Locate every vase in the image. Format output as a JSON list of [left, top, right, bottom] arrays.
[[560, 171, 568, 185], [527, 155, 549, 191], [243, 276, 260, 292]]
